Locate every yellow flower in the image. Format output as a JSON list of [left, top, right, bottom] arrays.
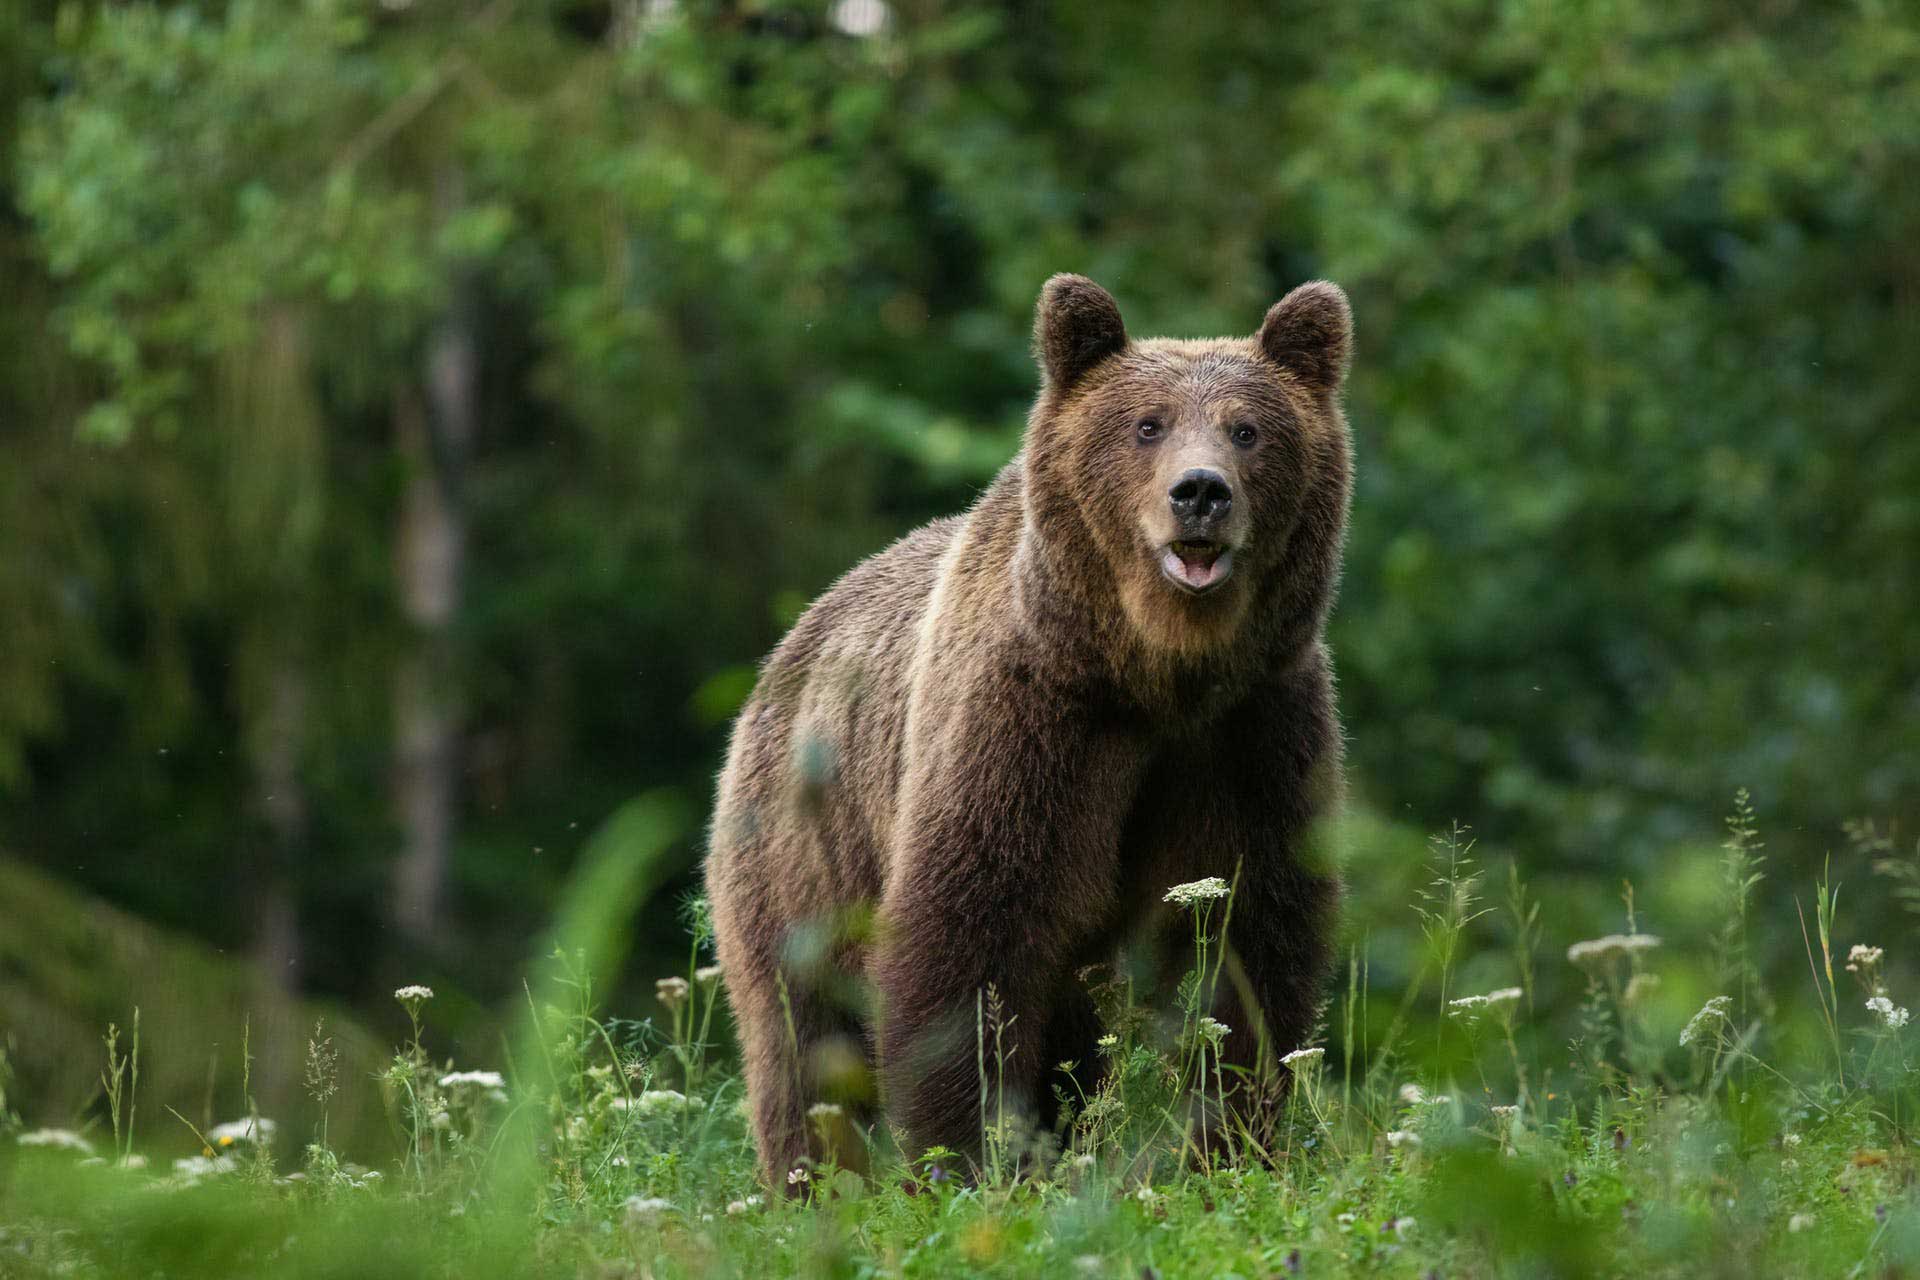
[[959, 1218, 1005, 1265]]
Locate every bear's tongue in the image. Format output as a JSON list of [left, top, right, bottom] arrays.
[[1164, 540, 1231, 590]]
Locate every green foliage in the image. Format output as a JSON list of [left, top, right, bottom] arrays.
[[1717, 787, 1768, 1026]]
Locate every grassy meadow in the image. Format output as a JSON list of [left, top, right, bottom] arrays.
[[6, 795, 1920, 1279]]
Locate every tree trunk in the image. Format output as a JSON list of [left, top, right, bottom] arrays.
[[390, 183, 478, 944], [247, 643, 307, 989], [225, 303, 323, 994]]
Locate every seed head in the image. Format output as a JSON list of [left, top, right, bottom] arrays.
[[1679, 995, 1733, 1047]]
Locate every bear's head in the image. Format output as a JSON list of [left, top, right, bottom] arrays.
[[1024, 274, 1353, 660]]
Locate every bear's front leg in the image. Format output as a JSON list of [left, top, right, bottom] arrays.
[[1216, 848, 1340, 1121], [872, 694, 1143, 1173], [1136, 664, 1344, 1158], [1153, 847, 1338, 1167], [1207, 672, 1344, 1152], [1148, 802, 1341, 1163]]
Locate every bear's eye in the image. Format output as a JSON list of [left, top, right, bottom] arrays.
[[1231, 423, 1258, 447], [1136, 418, 1165, 443]]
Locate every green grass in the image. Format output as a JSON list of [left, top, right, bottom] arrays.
[[5, 802, 1920, 1278], [0, 858, 392, 1156]]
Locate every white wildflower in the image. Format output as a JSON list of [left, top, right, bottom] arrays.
[[1133, 1184, 1158, 1204], [1197, 1017, 1230, 1046], [1281, 1047, 1325, 1071], [18, 1129, 93, 1155], [393, 984, 434, 1004], [1567, 934, 1661, 967], [172, 1154, 238, 1178], [1336, 1211, 1357, 1227], [807, 1102, 843, 1120], [1072, 1153, 1096, 1170], [1782, 1132, 1803, 1148], [1565, 937, 1617, 966], [1680, 996, 1733, 1047], [1847, 945, 1884, 973], [726, 1199, 751, 1215], [829, 0, 890, 39], [1450, 985, 1524, 1022], [438, 1070, 507, 1091], [207, 1117, 277, 1146], [656, 976, 691, 1009], [1398, 1083, 1426, 1105], [1490, 1105, 1520, 1119], [788, 1167, 811, 1185], [1096, 1033, 1119, 1051], [1392, 1216, 1417, 1239], [1788, 1212, 1816, 1233], [1163, 877, 1230, 907], [429, 1110, 452, 1131], [635, 1089, 705, 1115], [1431, 1094, 1454, 1105], [1867, 996, 1911, 1029], [695, 964, 724, 985], [624, 1195, 674, 1223], [1386, 1130, 1421, 1149]]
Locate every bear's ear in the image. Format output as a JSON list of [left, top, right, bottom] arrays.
[[1034, 273, 1128, 391], [1257, 281, 1352, 394]]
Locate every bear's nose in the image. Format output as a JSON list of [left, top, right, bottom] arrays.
[[1168, 468, 1233, 526]]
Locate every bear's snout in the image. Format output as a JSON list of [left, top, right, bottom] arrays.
[[1159, 468, 1240, 593], [1168, 468, 1233, 530]]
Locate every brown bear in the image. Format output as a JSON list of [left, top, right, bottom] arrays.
[[706, 274, 1352, 1189]]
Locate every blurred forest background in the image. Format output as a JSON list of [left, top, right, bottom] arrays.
[[1, 0, 1915, 1145]]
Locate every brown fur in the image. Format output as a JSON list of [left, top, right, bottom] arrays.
[[706, 275, 1354, 1188]]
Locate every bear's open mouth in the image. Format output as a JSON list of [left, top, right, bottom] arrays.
[[1160, 539, 1234, 593]]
